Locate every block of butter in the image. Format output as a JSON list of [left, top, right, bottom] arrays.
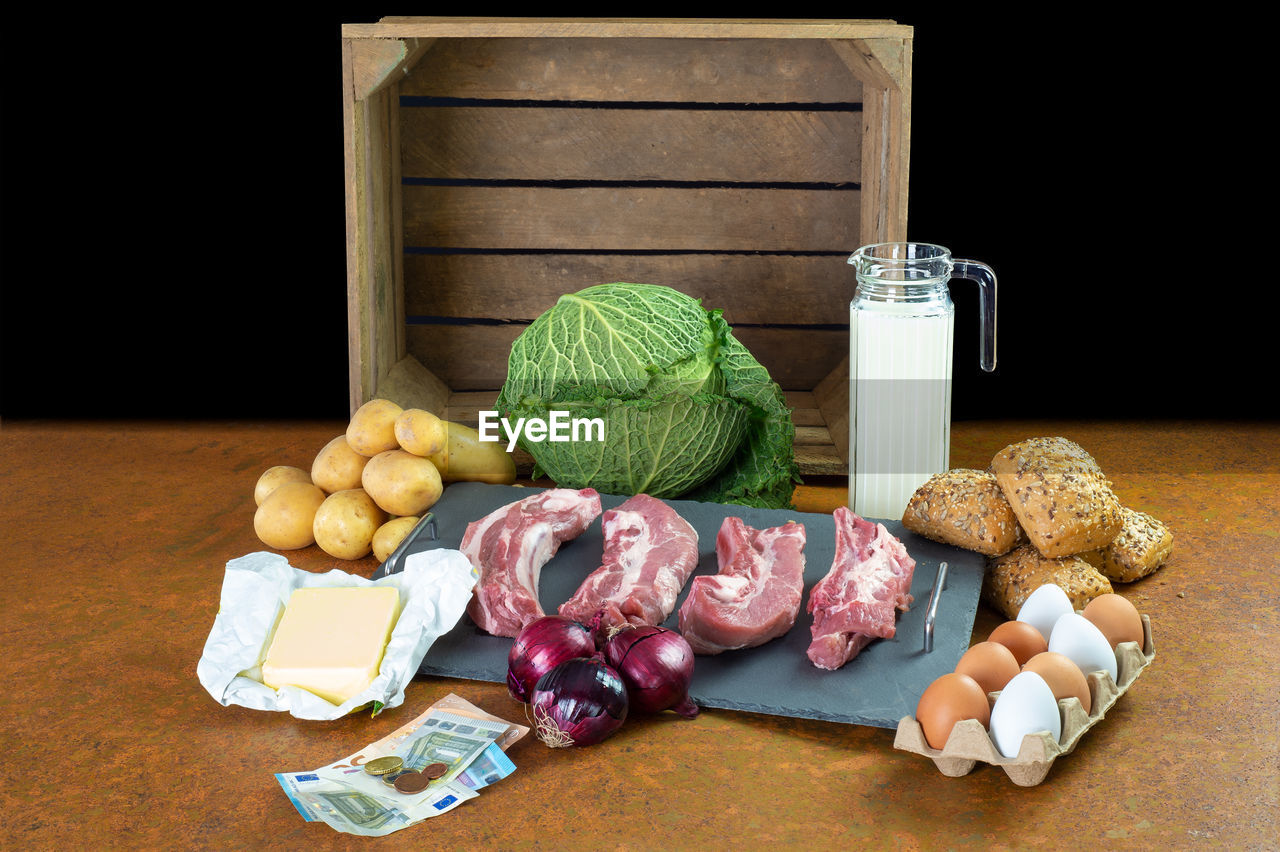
[[262, 586, 401, 705]]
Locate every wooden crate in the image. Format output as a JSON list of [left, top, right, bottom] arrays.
[[341, 17, 912, 476]]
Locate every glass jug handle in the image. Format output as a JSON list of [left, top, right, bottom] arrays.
[[952, 259, 998, 372]]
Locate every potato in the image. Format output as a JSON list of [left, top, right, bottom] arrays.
[[312, 488, 387, 560], [362, 449, 444, 516], [254, 481, 326, 550], [254, 465, 311, 507], [311, 435, 369, 493], [372, 515, 422, 563], [346, 398, 404, 456], [395, 408, 447, 458], [428, 421, 518, 484]]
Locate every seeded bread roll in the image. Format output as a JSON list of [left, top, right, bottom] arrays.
[[991, 436, 1124, 558], [982, 544, 1115, 620], [1079, 506, 1174, 582], [902, 469, 1026, 556]]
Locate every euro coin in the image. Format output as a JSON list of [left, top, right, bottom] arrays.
[[363, 756, 404, 776], [393, 771, 432, 794], [381, 768, 414, 786]]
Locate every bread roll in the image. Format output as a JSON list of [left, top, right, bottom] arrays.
[[1079, 506, 1173, 582], [991, 437, 1124, 558], [983, 543, 1114, 620], [902, 469, 1025, 556]]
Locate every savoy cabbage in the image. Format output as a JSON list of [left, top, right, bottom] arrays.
[[495, 283, 799, 508]]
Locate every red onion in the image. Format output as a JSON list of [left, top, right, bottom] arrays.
[[603, 625, 699, 718], [507, 615, 596, 704], [529, 657, 629, 747]]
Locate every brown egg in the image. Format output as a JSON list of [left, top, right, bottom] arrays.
[[954, 641, 1022, 695], [915, 672, 991, 750], [987, 620, 1050, 665], [1082, 593, 1144, 649], [1023, 651, 1092, 714]]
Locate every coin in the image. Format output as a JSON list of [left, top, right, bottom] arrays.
[[421, 762, 449, 780], [380, 768, 414, 786], [362, 756, 404, 776], [393, 771, 432, 794]]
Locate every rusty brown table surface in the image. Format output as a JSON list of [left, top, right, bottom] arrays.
[[2, 419, 1277, 850]]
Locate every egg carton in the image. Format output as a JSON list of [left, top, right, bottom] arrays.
[[893, 614, 1155, 787]]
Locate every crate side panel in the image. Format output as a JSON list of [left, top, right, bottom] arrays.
[[344, 76, 406, 411]]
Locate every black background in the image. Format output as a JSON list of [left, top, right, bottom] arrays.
[[0, 12, 1267, 421]]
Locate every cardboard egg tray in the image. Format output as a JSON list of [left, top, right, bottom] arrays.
[[893, 614, 1155, 787]]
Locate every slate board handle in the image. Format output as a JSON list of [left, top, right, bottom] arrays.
[[376, 512, 439, 579], [924, 561, 948, 653]]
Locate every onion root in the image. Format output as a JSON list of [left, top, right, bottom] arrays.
[[529, 702, 576, 748]]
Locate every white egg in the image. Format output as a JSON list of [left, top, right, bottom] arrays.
[[988, 671, 1063, 758], [1016, 583, 1074, 643], [1047, 612, 1119, 683]]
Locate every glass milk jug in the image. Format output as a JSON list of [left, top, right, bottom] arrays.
[[846, 242, 997, 519]]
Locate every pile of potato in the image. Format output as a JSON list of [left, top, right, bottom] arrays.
[[252, 399, 517, 562]]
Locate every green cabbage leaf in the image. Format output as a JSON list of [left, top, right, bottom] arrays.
[[495, 283, 799, 508]]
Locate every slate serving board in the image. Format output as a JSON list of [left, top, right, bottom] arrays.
[[373, 482, 985, 729]]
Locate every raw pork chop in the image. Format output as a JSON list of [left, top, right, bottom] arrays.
[[558, 494, 699, 631], [806, 506, 917, 670], [462, 488, 602, 637], [677, 517, 806, 655]]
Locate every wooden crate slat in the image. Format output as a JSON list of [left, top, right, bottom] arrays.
[[402, 185, 859, 252], [830, 38, 910, 245], [401, 106, 861, 183], [403, 254, 852, 326], [794, 443, 846, 476], [393, 36, 868, 103], [343, 47, 406, 412], [793, 425, 833, 446], [405, 324, 523, 391], [790, 408, 826, 427], [783, 390, 818, 408], [441, 390, 502, 424], [722, 327, 848, 391]]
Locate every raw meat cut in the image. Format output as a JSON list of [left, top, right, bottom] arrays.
[[558, 494, 699, 631], [462, 488, 602, 637], [677, 517, 806, 655], [806, 506, 917, 670]]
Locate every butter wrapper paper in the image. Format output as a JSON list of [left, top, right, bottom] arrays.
[[197, 549, 477, 720]]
